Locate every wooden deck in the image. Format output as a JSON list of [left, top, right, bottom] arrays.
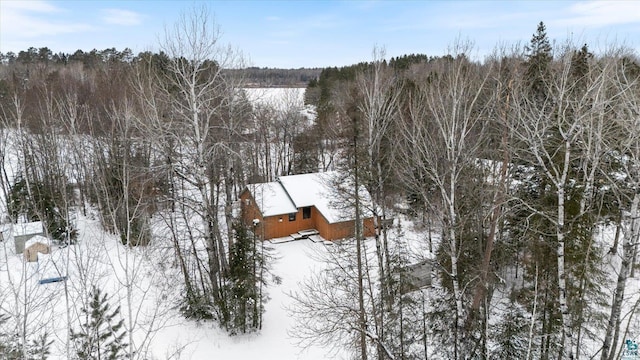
[[290, 229, 320, 241]]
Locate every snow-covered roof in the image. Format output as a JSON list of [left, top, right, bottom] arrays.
[[14, 221, 44, 237], [247, 172, 373, 224], [248, 182, 297, 217], [25, 235, 50, 249]]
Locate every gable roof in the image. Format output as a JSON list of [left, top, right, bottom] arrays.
[[247, 182, 297, 217], [246, 172, 373, 224]]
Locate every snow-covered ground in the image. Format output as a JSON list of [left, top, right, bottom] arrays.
[[243, 87, 304, 110], [243, 87, 316, 121], [152, 239, 338, 360], [0, 88, 336, 359], [0, 212, 346, 359]]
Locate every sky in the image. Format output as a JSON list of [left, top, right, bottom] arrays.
[[1, 0, 640, 68]]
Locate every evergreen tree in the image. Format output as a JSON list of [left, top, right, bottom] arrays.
[[223, 222, 270, 334], [7, 177, 77, 243], [0, 313, 20, 359], [490, 300, 528, 360], [525, 21, 553, 102], [71, 286, 128, 360], [28, 332, 54, 360], [0, 314, 53, 360]]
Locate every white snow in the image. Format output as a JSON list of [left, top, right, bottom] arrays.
[[247, 182, 297, 217], [243, 87, 316, 123], [247, 171, 374, 224], [0, 210, 345, 360], [13, 221, 44, 236], [24, 234, 50, 249], [152, 239, 339, 360], [243, 88, 305, 111]]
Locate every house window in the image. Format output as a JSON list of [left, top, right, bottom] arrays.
[[303, 206, 311, 219], [245, 199, 251, 206], [289, 213, 296, 221]]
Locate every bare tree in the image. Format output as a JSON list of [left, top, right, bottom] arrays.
[[395, 42, 491, 358], [509, 43, 617, 359], [136, 5, 255, 328], [601, 52, 640, 360], [355, 46, 402, 359]]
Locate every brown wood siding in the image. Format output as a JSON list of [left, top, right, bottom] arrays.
[[363, 218, 376, 237], [261, 206, 317, 239], [315, 211, 352, 240], [241, 188, 377, 241], [316, 213, 377, 241], [239, 190, 265, 238]]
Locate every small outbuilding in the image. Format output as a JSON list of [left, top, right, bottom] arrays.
[[399, 260, 433, 294], [13, 221, 45, 253], [23, 235, 51, 262]]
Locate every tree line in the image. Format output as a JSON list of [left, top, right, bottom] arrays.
[[0, 47, 321, 88]]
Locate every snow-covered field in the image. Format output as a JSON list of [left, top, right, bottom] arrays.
[[243, 87, 304, 109], [243, 87, 316, 121]]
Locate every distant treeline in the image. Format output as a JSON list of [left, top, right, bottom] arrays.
[[225, 67, 321, 87], [304, 53, 437, 106], [0, 47, 321, 87]]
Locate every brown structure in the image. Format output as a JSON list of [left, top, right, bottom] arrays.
[[23, 235, 51, 262], [240, 172, 376, 241]]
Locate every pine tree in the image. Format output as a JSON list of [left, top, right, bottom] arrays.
[[224, 221, 269, 334], [7, 177, 77, 243], [0, 313, 20, 359], [524, 21, 553, 103], [490, 300, 528, 360], [27, 332, 54, 360], [0, 314, 53, 360], [71, 286, 128, 360]]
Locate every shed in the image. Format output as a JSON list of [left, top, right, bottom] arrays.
[[13, 221, 44, 253], [23, 235, 51, 262], [400, 260, 432, 294]]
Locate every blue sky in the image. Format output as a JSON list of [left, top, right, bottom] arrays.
[[1, 0, 640, 68]]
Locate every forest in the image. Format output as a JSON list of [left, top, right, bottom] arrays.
[[1, 9, 640, 360]]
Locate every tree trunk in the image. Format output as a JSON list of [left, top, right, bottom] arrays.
[[354, 130, 368, 360], [602, 191, 640, 360]]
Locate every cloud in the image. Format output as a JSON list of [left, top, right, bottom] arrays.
[[556, 0, 640, 27], [101, 8, 144, 26], [0, 0, 93, 42], [265, 16, 281, 22], [1, 0, 60, 13]]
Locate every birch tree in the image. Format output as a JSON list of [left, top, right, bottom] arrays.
[[601, 53, 640, 360], [140, 5, 255, 329], [355, 46, 402, 358], [395, 43, 491, 358], [509, 42, 616, 359]]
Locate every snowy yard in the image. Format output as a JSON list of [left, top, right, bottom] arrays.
[[0, 211, 345, 359]]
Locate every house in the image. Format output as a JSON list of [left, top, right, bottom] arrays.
[[23, 235, 51, 262], [240, 172, 376, 241], [13, 221, 44, 253]]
